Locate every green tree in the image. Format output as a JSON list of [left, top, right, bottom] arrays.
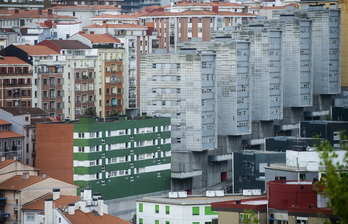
[[316, 132, 348, 223]]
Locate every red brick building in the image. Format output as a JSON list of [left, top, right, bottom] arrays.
[[0, 56, 32, 107]]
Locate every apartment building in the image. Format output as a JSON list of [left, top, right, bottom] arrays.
[[35, 115, 171, 200], [0, 56, 32, 108], [0, 44, 63, 118], [68, 32, 126, 117], [136, 191, 242, 224], [49, 5, 122, 27], [137, 2, 257, 52], [212, 179, 338, 224], [0, 160, 77, 224], [36, 40, 96, 119], [0, 107, 50, 166], [140, 49, 224, 192], [0, 9, 77, 44], [0, 120, 24, 161], [21, 187, 130, 224]]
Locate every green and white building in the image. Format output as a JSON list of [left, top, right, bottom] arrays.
[[36, 115, 171, 201], [136, 191, 246, 224]]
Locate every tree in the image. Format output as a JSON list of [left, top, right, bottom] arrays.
[[316, 132, 348, 223]]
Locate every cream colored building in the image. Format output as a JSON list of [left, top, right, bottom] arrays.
[[0, 160, 77, 224]]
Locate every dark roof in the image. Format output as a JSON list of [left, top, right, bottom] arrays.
[[38, 40, 91, 50], [0, 107, 48, 116]]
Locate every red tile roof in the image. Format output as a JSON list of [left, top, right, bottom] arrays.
[[14, 45, 59, 56], [0, 160, 16, 170], [136, 9, 256, 17], [91, 14, 138, 19], [0, 175, 46, 190], [0, 9, 76, 19], [65, 210, 132, 224], [0, 131, 24, 139], [0, 119, 10, 125], [0, 107, 48, 116], [84, 23, 146, 29], [50, 5, 121, 10], [0, 56, 29, 65], [78, 33, 121, 43], [22, 195, 80, 210], [37, 40, 91, 50]]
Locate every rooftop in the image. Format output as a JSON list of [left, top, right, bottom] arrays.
[[37, 40, 91, 50], [65, 210, 131, 224], [77, 33, 121, 43], [137, 194, 261, 205], [0, 175, 47, 190], [0, 56, 29, 65], [0, 130, 23, 139], [22, 194, 80, 211], [0, 119, 10, 125], [0, 107, 48, 116], [12, 45, 59, 56]]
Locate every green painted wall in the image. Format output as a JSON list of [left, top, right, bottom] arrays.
[[72, 117, 171, 200]]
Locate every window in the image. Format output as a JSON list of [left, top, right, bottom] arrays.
[[192, 207, 199, 215], [139, 218, 143, 224], [155, 221, 159, 224], [165, 205, 170, 214], [300, 173, 306, 180], [204, 206, 217, 215], [155, 205, 159, 213], [139, 203, 143, 212], [26, 214, 35, 221]]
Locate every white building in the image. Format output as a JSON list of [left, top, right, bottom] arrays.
[[136, 191, 251, 224], [0, 107, 51, 166], [140, 49, 219, 191]]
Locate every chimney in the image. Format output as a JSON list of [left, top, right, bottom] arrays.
[[23, 172, 29, 180], [93, 192, 101, 200], [97, 197, 104, 216], [40, 173, 46, 179], [80, 189, 84, 199], [212, 6, 218, 13], [68, 203, 75, 215], [48, 9, 52, 15], [0, 156, 5, 162], [44, 198, 53, 224], [83, 187, 92, 201], [53, 188, 60, 200]]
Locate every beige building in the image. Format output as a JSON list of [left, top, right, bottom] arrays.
[[0, 160, 77, 224]]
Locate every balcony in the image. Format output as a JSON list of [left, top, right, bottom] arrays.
[[0, 213, 10, 222], [171, 170, 202, 179], [208, 154, 232, 162], [0, 198, 6, 206]]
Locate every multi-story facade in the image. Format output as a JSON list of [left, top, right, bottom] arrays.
[[0, 44, 63, 118], [0, 119, 24, 161], [36, 115, 171, 200], [137, 2, 258, 53], [0, 160, 77, 224], [49, 5, 122, 27], [0, 107, 51, 166], [136, 191, 243, 224], [0, 56, 32, 108], [36, 39, 96, 119], [233, 150, 285, 193], [67, 32, 126, 117], [140, 49, 219, 192], [245, 16, 313, 108], [212, 179, 338, 224], [21, 187, 130, 224]]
